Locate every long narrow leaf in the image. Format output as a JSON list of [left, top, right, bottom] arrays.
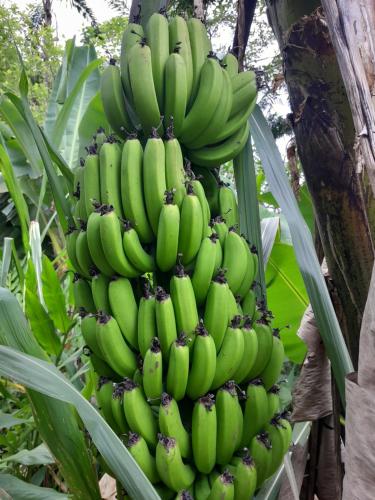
[[234, 132, 267, 300], [40, 128, 74, 191], [0, 288, 101, 499], [250, 105, 353, 404], [0, 346, 161, 500], [0, 140, 30, 251], [261, 217, 279, 266], [1, 238, 13, 287], [0, 474, 69, 500], [5, 90, 73, 231]]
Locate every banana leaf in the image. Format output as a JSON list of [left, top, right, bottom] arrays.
[[0, 287, 101, 499], [0, 474, 69, 500], [250, 105, 353, 404]]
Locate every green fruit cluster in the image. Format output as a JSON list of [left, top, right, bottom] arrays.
[[66, 12, 291, 500], [101, 13, 257, 167]]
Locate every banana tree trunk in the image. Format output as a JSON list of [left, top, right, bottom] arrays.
[[265, 0, 375, 367]]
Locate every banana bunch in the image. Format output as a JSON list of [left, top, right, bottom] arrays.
[[100, 13, 257, 167], [67, 11, 293, 497]]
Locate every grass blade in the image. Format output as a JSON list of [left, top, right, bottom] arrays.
[[0, 345, 161, 500], [250, 105, 353, 404]]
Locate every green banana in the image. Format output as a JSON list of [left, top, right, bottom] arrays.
[[186, 321, 217, 400], [236, 238, 256, 299], [159, 393, 191, 459], [178, 183, 204, 264], [111, 384, 129, 434], [95, 376, 117, 430], [190, 175, 211, 239], [120, 22, 144, 106], [93, 127, 107, 150], [267, 385, 281, 421], [164, 51, 187, 137], [241, 379, 268, 447], [213, 94, 256, 145], [264, 419, 286, 476], [122, 220, 155, 273], [216, 381, 243, 465], [128, 41, 161, 136], [230, 453, 257, 500], [187, 67, 232, 149], [146, 13, 169, 111], [122, 378, 157, 449], [278, 412, 292, 455], [83, 146, 101, 216], [192, 394, 217, 474], [101, 61, 133, 139], [127, 431, 160, 484], [208, 469, 220, 488], [175, 491, 193, 500], [73, 274, 95, 312], [143, 337, 163, 401], [208, 471, 234, 500], [99, 138, 123, 217], [75, 225, 95, 278], [227, 287, 239, 324], [230, 71, 257, 118], [108, 276, 138, 350], [91, 272, 111, 314], [170, 265, 199, 344], [96, 313, 137, 377], [191, 233, 218, 306], [241, 288, 256, 319], [165, 136, 186, 207], [194, 474, 211, 500], [156, 191, 180, 272], [222, 227, 248, 294], [219, 183, 239, 231], [121, 136, 153, 243], [187, 122, 250, 168], [99, 207, 139, 278], [138, 282, 157, 358], [222, 53, 238, 77], [187, 18, 211, 104], [233, 316, 259, 384], [81, 313, 101, 357], [249, 432, 272, 488], [66, 226, 83, 274], [155, 286, 177, 360], [169, 16, 193, 103], [180, 55, 223, 144], [73, 161, 87, 222], [203, 270, 229, 351], [86, 209, 115, 277], [166, 334, 189, 401], [193, 166, 220, 215], [214, 234, 223, 275], [143, 131, 167, 235], [156, 435, 195, 492], [87, 349, 118, 379], [211, 316, 244, 390], [259, 331, 285, 390], [245, 319, 274, 379], [211, 216, 228, 246]]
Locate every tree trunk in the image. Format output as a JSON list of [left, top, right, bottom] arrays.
[[232, 0, 257, 70], [42, 0, 52, 26], [265, 0, 375, 367]]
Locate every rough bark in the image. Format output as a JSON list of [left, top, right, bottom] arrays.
[[321, 0, 375, 196], [232, 0, 257, 70], [265, 0, 375, 366], [42, 0, 52, 26]]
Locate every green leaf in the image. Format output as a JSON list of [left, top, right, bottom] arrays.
[[41, 256, 73, 334], [0, 140, 30, 251], [0, 410, 29, 429], [0, 287, 101, 499], [25, 261, 61, 356], [234, 132, 266, 301], [0, 345, 160, 500], [5, 90, 73, 232], [0, 474, 69, 500], [266, 242, 308, 363], [3, 444, 54, 465], [0, 237, 13, 287], [51, 47, 101, 168], [78, 91, 109, 157], [250, 105, 353, 404], [297, 184, 314, 235], [0, 97, 43, 178]]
